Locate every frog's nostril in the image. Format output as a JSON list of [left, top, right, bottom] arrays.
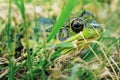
[[71, 18, 84, 33]]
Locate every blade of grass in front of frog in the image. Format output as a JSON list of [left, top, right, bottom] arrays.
[[90, 40, 119, 79], [79, 32, 103, 63], [13, 0, 33, 79], [31, 45, 44, 57], [51, 41, 77, 60], [55, 42, 77, 48], [83, 34, 104, 61], [82, 42, 100, 61], [50, 48, 66, 61], [33, 5, 39, 42], [93, 37, 119, 79], [7, 0, 14, 79], [14, 60, 27, 74], [47, 0, 78, 42], [21, 59, 47, 80], [20, 51, 47, 80], [50, 47, 74, 61], [99, 44, 119, 79], [13, 0, 26, 20], [77, 68, 96, 80], [13, 0, 29, 55], [84, 37, 118, 79], [107, 37, 120, 70], [69, 65, 78, 80], [107, 37, 120, 47]]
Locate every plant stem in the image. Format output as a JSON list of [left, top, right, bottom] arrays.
[[7, 0, 14, 79]]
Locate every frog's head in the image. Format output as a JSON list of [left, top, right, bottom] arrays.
[[57, 11, 103, 43]]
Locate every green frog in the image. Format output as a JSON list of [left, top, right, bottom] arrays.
[[39, 11, 103, 79], [36, 10, 103, 60]]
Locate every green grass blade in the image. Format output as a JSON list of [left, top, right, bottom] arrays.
[[13, 0, 25, 20], [47, 0, 78, 42], [13, 0, 33, 79], [7, 0, 14, 79], [55, 42, 76, 48], [83, 35, 103, 61]]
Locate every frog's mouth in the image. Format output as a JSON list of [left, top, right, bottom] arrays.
[[76, 36, 98, 44]]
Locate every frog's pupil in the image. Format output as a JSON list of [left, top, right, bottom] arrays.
[[71, 19, 84, 33], [74, 23, 81, 28]]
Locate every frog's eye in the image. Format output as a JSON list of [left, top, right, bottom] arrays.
[[71, 18, 84, 33]]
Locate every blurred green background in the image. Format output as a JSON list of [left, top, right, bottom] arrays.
[[0, 0, 120, 80]]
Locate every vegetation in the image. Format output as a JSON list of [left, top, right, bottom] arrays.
[[0, 0, 120, 80]]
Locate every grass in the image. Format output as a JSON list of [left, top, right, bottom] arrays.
[[7, 0, 14, 79], [0, 0, 120, 80], [13, 0, 34, 79]]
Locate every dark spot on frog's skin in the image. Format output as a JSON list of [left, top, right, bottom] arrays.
[[58, 27, 69, 41], [71, 18, 84, 33], [79, 10, 94, 18]]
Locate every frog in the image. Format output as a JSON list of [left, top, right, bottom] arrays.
[[40, 11, 103, 79], [38, 10, 103, 60]]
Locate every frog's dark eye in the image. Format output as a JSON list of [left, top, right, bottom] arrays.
[[71, 18, 84, 33]]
